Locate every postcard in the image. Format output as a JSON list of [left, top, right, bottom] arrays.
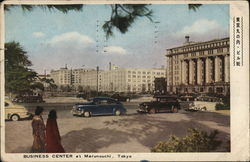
[[0, 0, 249, 161]]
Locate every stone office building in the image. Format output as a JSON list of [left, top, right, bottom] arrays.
[[166, 36, 230, 95]]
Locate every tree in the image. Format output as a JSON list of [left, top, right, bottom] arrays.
[[4, 4, 201, 38], [152, 128, 222, 152], [5, 41, 44, 95], [39, 77, 58, 91]]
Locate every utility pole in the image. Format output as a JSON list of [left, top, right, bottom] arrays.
[[96, 66, 99, 96]]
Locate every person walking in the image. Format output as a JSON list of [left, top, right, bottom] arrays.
[[31, 106, 46, 153], [46, 109, 65, 153]]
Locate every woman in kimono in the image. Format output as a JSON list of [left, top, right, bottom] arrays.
[[31, 106, 46, 153], [46, 109, 65, 153]]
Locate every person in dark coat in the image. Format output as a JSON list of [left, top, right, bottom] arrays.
[[45, 110, 65, 153]]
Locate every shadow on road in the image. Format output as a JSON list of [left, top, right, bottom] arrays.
[[61, 112, 230, 153]]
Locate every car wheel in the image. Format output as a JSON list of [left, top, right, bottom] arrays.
[[84, 111, 90, 117], [115, 110, 121, 116], [149, 108, 156, 114], [171, 107, 178, 113], [11, 114, 20, 121]]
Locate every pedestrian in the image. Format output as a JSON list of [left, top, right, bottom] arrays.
[[31, 106, 46, 153], [46, 109, 65, 153]]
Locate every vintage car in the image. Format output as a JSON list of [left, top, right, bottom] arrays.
[[71, 97, 127, 117], [111, 93, 130, 102], [12, 95, 44, 103], [137, 95, 180, 114], [5, 99, 32, 121]]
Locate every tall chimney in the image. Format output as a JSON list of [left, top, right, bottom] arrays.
[[185, 36, 190, 43]]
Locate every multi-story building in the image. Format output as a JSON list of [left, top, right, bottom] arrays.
[[50, 65, 166, 93], [99, 66, 166, 93], [166, 36, 230, 95], [81, 69, 102, 91], [50, 67, 94, 86]]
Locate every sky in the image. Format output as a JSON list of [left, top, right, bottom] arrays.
[[5, 4, 229, 74]]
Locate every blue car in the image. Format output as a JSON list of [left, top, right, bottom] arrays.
[[71, 97, 127, 117]]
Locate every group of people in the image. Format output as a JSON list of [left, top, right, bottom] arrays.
[[30, 106, 65, 153]]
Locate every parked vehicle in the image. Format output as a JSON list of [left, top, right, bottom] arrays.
[[12, 95, 44, 103], [71, 97, 127, 117], [186, 100, 223, 111], [137, 95, 180, 114], [5, 99, 32, 121], [111, 93, 130, 102]]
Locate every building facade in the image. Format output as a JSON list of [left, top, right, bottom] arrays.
[[166, 37, 230, 95], [99, 67, 166, 93], [49, 66, 166, 93], [50, 67, 94, 87]]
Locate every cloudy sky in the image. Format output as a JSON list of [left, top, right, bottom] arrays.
[[5, 4, 229, 74]]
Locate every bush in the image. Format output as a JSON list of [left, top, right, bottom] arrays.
[[215, 103, 230, 110], [151, 128, 222, 152]]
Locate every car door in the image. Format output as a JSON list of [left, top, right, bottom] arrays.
[[93, 99, 110, 115]]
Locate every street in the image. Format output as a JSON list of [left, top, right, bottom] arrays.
[[5, 100, 230, 153]]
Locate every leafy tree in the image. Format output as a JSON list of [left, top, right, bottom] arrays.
[[5, 41, 44, 95], [77, 85, 84, 92], [5, 4, 202, 38], [39, 77, 57, 91]]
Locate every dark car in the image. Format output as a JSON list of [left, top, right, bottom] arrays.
[[137, 95, 180, 114], [111, 93, 130, 102], [71, 97, 127, 117], [12, 95, 44, 103]]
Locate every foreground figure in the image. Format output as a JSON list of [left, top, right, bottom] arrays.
[[31, 106, 46, 153], [46, 110, 65, 153]]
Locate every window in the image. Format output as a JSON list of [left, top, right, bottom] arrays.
[[217, 48, 223, 53], [208, 50, 213, 54], [199, 51, 204, 56]]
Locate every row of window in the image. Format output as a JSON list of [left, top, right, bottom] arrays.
[[128, 71, 164, 75], [170, 40, 229, 53], [128, 79, 152, 82]]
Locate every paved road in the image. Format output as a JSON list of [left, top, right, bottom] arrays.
[[22, 102, 140, 119], [5, 103, 230, 153]]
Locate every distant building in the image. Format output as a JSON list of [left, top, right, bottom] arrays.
[[50, 67, 94, 86], [166, 36, 230, 95], [99, 67, 166, 93], [49, 66, 166, 93]]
